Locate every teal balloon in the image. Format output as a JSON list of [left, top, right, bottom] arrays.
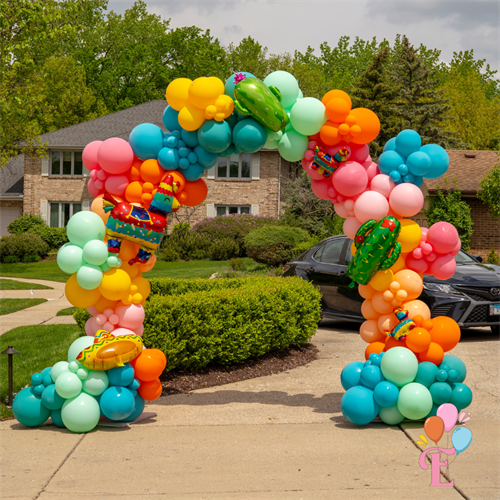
[[57, 244, 84, 274], [181, 128, 199, 148], [198, 120, 232, 154], [395, 130, 421, 158], [76, 264, 103, 290], [225, 72, 255, 98], [61, 392, 100, 433], [378, 150, 406, 175], [122, 394, 145, 422], [41, 384, 65, 410], [263, 71, 299, 109], [383, 137, 397, 152], [290, 97, 327, 136], [31, 373, 43, 386], [360, 365, 384, 390], [232, 119, 267, 153], [50, 408, 65, 427], [278, 130, 308, 162], [109, 364, 135, 387], [341, 386, 379, 426], [50, 361, 69, 383], [340, 361, 364, 390], [379, 405, 405, 425], [450, 383, 473, 410], [162, 105, 181, 132], [182, 162, 204, 182], [55, 372, 82, 399], [158, 147, 179, 170], [452, 427, 472, 455], [82, 370, 109, 396], [82, 240, 108, 266], [100, 386, 135, 421], [420, 144, 449, 179], [374, 381, 399, 408], [193, 145, 217, 168], [12, 387, 51, 427], [129, 123, 164, 160], [415, 361, 439, 388], [440, 355, 466, 383], [67, 336, 94, 363], [397, 382, 433, 420], [380, 347, 418, 387], [66, 211, 105, 248], [429, 382, 452, 405], [407, 151, 431, 177]]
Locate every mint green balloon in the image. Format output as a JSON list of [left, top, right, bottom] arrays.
[[55, 372, 82, 399], [50, 361, 69, 383], [83, 240, 108, 266], [76, 264, 103, 290], [278, 130, 309, 162], [263, 130, 282, 150], [67, 336, 94, 363], [66, 211, 105, 248], [61, 392, 100, 433], [83, 370, 109, 396], [290, 97, 327, 136], [397, 383, 433, 420], [263, 71, 299, 109], [57, 244, 84, 274], [380, 347, 418, 387], [379, 405, 405, 425]]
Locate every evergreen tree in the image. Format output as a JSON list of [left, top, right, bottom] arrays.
[[351, 47, 401, 160]]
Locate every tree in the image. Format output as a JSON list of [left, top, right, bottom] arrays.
[[478, 158, 500, 219], [227, 37, 269, 80]]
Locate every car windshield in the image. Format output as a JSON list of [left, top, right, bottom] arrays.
[[454, 251, 477, 265]]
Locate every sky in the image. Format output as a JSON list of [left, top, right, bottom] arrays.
[[107, 0, 500, 71]]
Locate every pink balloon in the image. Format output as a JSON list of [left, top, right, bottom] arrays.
[[305, 163, 325, 181], [96, 314, 106, 326], [365, 162, 379, 182], [85, 317, 100, 336], [451, 238, 462, 256], [406, 254, 429, 274], [421, 227, 428, 242], [109, 314, 120, 325], [102, 321, 114, 332], [427, 222, 460, 254], [105, 174, 129, 197], [111, 327, 136, 337], [413, 247, 423, 259], [344, 199, 354, 211], [349, 144, 370, 163], [87, 306, 98, 316], [311, 178, 331, 200], [94, 179, 104, 190], [133, 324, 144, 337], [334, 202, 349, 218], [437, 403, 459, 433], [115, 303, 145, 330], [90, 170, 98, 181], [97, 138, 134, 175], [343, 217, 362, 239], [96, 169, 107, 181], [389, 183, 424, 217], [304, 149, 314, 161], [422, 243, 433, 255], [82, 140, 103, 171], [354, 191, 389, 224], [429, 254, 456, 280], [87, 180, 102, 198], [370, 174, 396, 199], [332, 161, 368, 197]]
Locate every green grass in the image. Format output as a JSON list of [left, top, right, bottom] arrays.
[[0, 261, 68, 282], [0, 298, 47, 315], [0, 279, 53, 290], [0, 324, 82, 419], [57, 306, 77, 316]]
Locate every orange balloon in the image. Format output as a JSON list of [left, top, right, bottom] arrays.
[[322, 89, 352, 109], [325, 97, 351, 123], [377, 313, 398, 334], [413, 315, 424, 327], [163, 170, 186, 193], [140, 159, 165, 184], [430, 316, 461, 352], [131, 349, 167, 381], [405, 327, 432, 353], [365, 342, 385, 360], [349, 107, 381, 145], [94, 296, 118, 313], [361, 299, 378, 320], [390, 253, 409, 273], [359, 320, 386, 343], [372, 292, 393, 314], [423, 319, 434, 331], [137, 254, 157, 273], [125, 181, 144, 203], [138, 378, 163, 401], [118, 240, 140, 262], [319, 121, 342, 146], [403, 300, 431, 321], [419, 342, 444, 365], [358, 284, 376, 300], [65, 274, 101, 308], [90, 195, 109, 224], [130, 165, 141, 181], [120, 260, 139, 279], [424, 416, 445, 445], [132, 275, 151, 302], [180, 178, 208, 207], [384, 335, 407, 351], [394, 269, 423, 301]]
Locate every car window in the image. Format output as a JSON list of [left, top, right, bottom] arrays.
[[317, 239, 345, 264], [313, 245, 324, 261], [345, 239, 354, 263], [455, 250, 476, 264]]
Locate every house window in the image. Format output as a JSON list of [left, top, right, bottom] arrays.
[[216, 153, 251, 179], [50, 151, 83, 176], [216, 205, 251, 216], [49, 202, 82, 227]]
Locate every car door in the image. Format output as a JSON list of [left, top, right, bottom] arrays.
[[341, 240, 364, 318]]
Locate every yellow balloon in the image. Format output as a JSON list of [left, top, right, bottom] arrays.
[[390, 252, 409, 273], [215, 94, 234, 121], [178, 104, 206, 131], [397, 219, 422, 254], [188, 77, 225, 110], [132, 275, 151, 302], [65, 274, 101, 308], [99, 268, 132, 301], [166, 78, 192, 111], [370, 269, 394, 292]]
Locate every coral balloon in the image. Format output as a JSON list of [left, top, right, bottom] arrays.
[[378, 313, 398, 334], [365, 342, 385, 360], [105, 174, 129, 197], [360, 320, 386, 343], [91, 195, 109, 224], [398, 219, 422, 254], [166, 78, 192, 111], [370, 174, 396, 199], [425, 416, 445, 445], [406, 253, 429, 274], [429, 254, 456, 280], [404, 300, 431, 321], [131, 349, 167, 381], [97, 138, 134, 175], [394, 269, 423, 300], [332, 161, 368, 197], [82, 141, 102, 171], [118, 240, 140, 263], [372, 292, 393, 314], [311, 179, 330, 200], [405, 327, 432, 353], [361, 300, 378, 320], [384, 335, 407, 351], [137, 254, 156, 273], [427, 222, 459, 254], [389, 183, 424, 217], [358, 284, 376, 300], [353, 191, 389, 224], [419, 342, 444, 365], [343, 217, 362, 239], [430, 316, 461, 352], [138, 378, 162, 401], [65, 274, 101, 308]]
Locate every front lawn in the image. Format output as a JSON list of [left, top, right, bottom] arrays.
[[0, 298, 47, 316], [0, 279, 52, 290], [57, 306, 78, 316]]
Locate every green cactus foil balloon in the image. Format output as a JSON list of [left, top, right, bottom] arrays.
[[233, 75, 289, 132], [347, 216, 402, 286]]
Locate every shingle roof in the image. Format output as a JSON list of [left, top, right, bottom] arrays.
[[39, 100, 168, 147], [0, 155, 24, 198], [424, 150, 499, 195]]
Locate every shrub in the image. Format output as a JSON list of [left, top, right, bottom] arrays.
[[0, 233, 50, 260], [210, 238, 239, 261], [171, 222, 191, 237], [158, 243, 181, 262], [245, 225, 309, 266], [486, 249, 500, 265], [22, 254, 41, 263], [28, 226, 68, 249], [2, 255, 19, 263], [148, 277, 254, 297], [292, 235, 321, 257], [158, 233, 212, 261], [7, 213, 46, 234], [229, 258, 244, 271]]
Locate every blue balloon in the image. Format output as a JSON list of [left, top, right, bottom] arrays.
[[50, 408, 65, 428], [157, 147, 179, 170], [374, 381, 399, 408], [390, 170, 402, 183], [12, 387, 51, 427], [121, 394, 146, 422], [181, 129, 199, 148], [162, 105, 181, 132], [128, 378, 141, 391], [429, 382, 452, 405], [41, 384, 65, 410], [198, 120, 232, 154], [383, 137, 397, 152], [450, 383, 473, 410], [224, 72, 255, 98], [194, 145, 217, 168], [420, 144, 449, 179], [179, 158, 190, 169], [182, 163, 204, 181], [395, 130, 421, 158], [440, 355, 466, 383], [340, 361, 364, 391], [378, 150, 406, 175], [129, 123, 164, 160], [415, 361, 438, 388], [100, 386, 135, 421], [360, 365, 384, 389], [341, 386, 380, 426], [413, 175, 424, 187], [108, 364, 135, 387], [407, 151, 432, 176], [452, 427, 472, 455], [397, 164, 409, 175], [232, 119, 267, 154]]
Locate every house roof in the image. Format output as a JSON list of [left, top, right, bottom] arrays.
[[424, 150, 498, 195], [39, 100, 167, 148], [0, 155, 24, 198]]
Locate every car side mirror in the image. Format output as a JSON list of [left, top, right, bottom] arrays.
[[471, 254, 483, 263]]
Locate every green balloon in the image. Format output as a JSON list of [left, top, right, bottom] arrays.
[[57, 244, 84, 274], [380, 347, 418, 387], [55, 372, 82, 399], [83, 370, 109, 396], [67, 336, 94, 363], [278, 130, 309, 162], [66, 211, 105, 248], [263, 71, 299, 109], [379, 405, 405, 425], [76, 264, 103, 290], [263, 130, 282, 150], [83, 240, 109, 266], [397, 383, 433, 420], [290, 97, 327, 136], [61, 392, 100, 433], [50, 361, 69, 383]]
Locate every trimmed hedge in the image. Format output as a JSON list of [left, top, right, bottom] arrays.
[[0, 233, 50, 260], [28, 226, 68, 249]]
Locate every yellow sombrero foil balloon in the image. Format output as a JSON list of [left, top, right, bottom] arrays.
[[77, 330, 143, 371]]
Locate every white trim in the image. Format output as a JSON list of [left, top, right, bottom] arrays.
[[251, 152, 260, 180], [215, 205, 251, 216], [206, 203, 215, 217], [82, 201, 90, 211], [207, 166, 216, 180], [250, 205, 259, 215], [41, 158, 49, 176], [49, 150, 84, 176], [40, 200, 48, 223]]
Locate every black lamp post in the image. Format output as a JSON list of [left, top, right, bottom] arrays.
[[1, 345, 20, 407]]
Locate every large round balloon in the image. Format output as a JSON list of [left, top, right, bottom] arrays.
[[57, 244, 84, 275], [232, 119, 267, 153], [129, 123, 164, 160], [197, 120, 232, 154], [61, 392, 100, 432], [278, 130, 309, 162], [341, 385, 380, 425], [263, 71, 299, 109], [66, 211, 105, 248], [12, 387, 51, 427], [380, 347, 418, 387], [290, 98, 327, 136], [397, 382, 433, 420]]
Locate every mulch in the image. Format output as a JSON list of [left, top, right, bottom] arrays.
[[160, 343, 319, 395]]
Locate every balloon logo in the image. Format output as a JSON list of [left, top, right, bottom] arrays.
[[452, 427, 473, 455], [424, 416, 445, 445], [416, 434, 428, 449], [436, 403, 458, 434]]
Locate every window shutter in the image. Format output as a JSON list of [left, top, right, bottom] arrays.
[[82, 164, 91, 177], [40, 200, 48, 223], [251, 153, 260, 180], [206, 204, 215, 218], [41, 158, 49, 176], [251, 205, 259, 216], [82, 201, 90, 211], [207, 165, 216, 180]]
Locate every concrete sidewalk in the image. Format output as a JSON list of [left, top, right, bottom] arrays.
[[1, 322, 498, 500]]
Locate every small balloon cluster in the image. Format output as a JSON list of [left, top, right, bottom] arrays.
[[341, 351, 472, 426], [12, 336, 166, 433]]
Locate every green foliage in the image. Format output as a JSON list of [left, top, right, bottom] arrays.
[[160, 233, 212, 261], [292, 235, 321, 258], [171, 222, 191, 237], [0, 233, 50, 260], [0, 298, 47, 315], [2, 256, 19, 264], [245, 225, 309, 267], [0, 279, 51, 290], [210, 238, 239, 261], [21, 255, 41, 263], [7, 213, 46, 234], [28, 225, 68, 249], [478, 163, 500, 219], [486, 249, 500, 265], [424, 182, 474, 251], [228, 258, 245, 272]]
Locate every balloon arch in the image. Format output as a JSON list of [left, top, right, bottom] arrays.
[[13, 71, 472, 432]]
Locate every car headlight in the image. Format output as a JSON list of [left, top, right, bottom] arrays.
[[423, 283, 463, 295]]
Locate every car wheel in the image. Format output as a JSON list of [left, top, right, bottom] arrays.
[[491, 324, 500, 335]]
